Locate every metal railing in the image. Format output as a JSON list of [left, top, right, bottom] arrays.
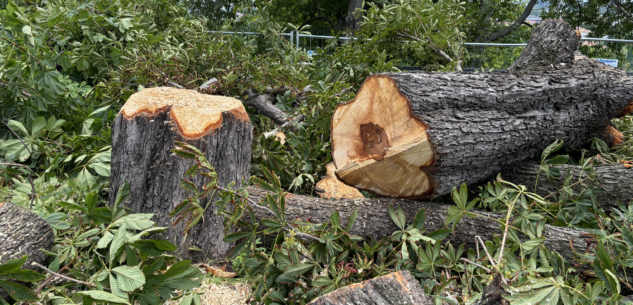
[[209, 31, 633, 72]]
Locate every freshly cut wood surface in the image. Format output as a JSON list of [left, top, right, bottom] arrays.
[[120, 87, 248, 139], [111, 88, 252, 262], [307, 271, 432, 305], [315, 163, 364, 199], [331, 20, 633, 199], [332, 75, 433, 198]]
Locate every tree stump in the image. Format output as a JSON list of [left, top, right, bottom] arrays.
[[331, 20, 633, 198], [0, 202, 54, 299], [110, 87, 252, 262], [307, 271, 432, 305]]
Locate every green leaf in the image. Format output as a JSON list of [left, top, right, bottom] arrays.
[[313, 276, 334, 287], [0, 280, 38, 301], [426, 228, 450, 241], [283, 263, 314, 277], [411, 208, 426, 231], [111, 214, 155, 230], [345, 208, 358, 232], [1, 269, 45, 282], [76, 291, 131, 304], [330, 210, 341, 228], [112, 266, 146, 292], [223, 232, 253, 243], [110, 224, 128, 265], [98, 231, 114, 249], [0, 256, 27, 274]]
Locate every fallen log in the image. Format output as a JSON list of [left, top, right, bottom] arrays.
[[307, 271, 432, 305], [110, 87, 252, 262], [0, 202, 54, 299], [501, 163, 633, 211], [246, 186, 587, 264], [330, 19, 633, 199]]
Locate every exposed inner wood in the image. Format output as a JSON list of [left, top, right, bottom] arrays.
[[315, 163, 364, 199], [605, 125, 624, 145], [331, 76, 434, 198], [120, 87, 248, 139]]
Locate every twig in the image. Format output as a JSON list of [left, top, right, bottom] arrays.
[[3, 121, 32, 156], [168, 81, 185, 89], [461, 258, 492, 273], [263, 115, 305, 138], [475, 236, 508, 285], [216, 186, 320, 243], [0, 80, 32, 97], [34, 263, 72, 296], [497, 202, 514, 265], [31, 262, 110, 290], [543, 177, 591, 200], [329, 86, 353, 98]]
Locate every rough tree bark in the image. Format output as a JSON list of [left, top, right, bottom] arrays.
[[307, 271, 432, 305], [330, 20, 633, 199], [110, 87, 252, 262], [0, 202, 54, 299], [246, 187, 589, 264], [501, 163, 633, 210]]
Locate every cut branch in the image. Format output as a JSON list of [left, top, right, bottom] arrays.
[[245, 186, 589, 263], [484, 0, 538, 42]]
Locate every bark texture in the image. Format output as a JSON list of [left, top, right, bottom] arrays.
[[0, 202, 54, 268], [307, 271, 432, 305], [246, 187, 589, 264], [509, 19, 579, 72], [331, 20, 633, 199], [501, 163, 633, 210], [111, 89, 252, 262], [0, 202, 54, 299]]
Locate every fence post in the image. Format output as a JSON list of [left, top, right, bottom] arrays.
[[290, 31, 294, 48], [296, 31, 300, 49]]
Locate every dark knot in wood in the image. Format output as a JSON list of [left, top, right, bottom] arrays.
[[360, 122, 390, 161]]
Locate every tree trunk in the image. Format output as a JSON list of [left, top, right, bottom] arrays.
[[110, 87, 252, 262], [0, 202, 54, 299], [344, 0, 363, 32], [330, 20, 633, 199], [307, 271, 432, 305], [246, 187, 589, 264], [501, 163, 633, 210]]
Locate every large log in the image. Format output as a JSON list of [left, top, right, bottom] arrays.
[[110, 87, 252, 262], [246, 187, 588, 263], [307, 271, 432, 305], [330, 19, 633, 199], [0, 202, 54, 299], [501, 163, 633, 211]]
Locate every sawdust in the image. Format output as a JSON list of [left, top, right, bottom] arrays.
[[163, 279, 252, 305]]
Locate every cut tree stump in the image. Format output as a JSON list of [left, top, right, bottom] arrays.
[[0, 202, 54, 299], [331, 19, 633, 199], [501, 163, 633, 210], [307, 271, 432, 305], [110, 87, 252, 262]]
